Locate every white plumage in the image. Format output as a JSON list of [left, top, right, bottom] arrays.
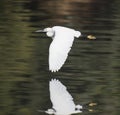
[[36, 26, 81, 72], [45, 79, 82, 115]]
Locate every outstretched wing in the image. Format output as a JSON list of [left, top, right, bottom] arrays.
[[49, 79, 75, 113], [49, 27, 76, 72]]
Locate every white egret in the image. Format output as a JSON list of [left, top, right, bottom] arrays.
[[45, 79, 82, 115], [36, 26, 96, 72]]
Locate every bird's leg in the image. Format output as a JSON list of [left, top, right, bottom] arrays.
[[81, 34, 96, 40]]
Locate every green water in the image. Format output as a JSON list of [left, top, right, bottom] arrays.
[[0, 0, 119, 115]]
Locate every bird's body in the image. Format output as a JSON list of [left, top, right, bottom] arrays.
[[49, 26, 80, 72], [45, 79, 82, 115], [36, 26, 81, 72]]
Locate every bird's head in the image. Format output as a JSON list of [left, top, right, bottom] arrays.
[[36, 27, 55, 37], [45, 109, 55, 114]]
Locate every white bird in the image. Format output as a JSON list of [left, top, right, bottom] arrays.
[[36, 26, 96, 72], [45, 79, 82, 115], [36, 26, 81, 72]]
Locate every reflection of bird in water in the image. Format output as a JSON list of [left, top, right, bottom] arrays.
[[46, 79, 82, 115], [36, 26, 96, 72]]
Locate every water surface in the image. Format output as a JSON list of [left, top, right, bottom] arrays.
[[0, 0, 119, 115]]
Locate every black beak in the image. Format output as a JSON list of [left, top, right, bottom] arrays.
[[35, 30, 46, 32]]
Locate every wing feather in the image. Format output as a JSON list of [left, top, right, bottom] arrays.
[[49, 31, 75, 72]]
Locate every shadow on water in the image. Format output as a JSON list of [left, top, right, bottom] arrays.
[[0, 0, 119, 115]]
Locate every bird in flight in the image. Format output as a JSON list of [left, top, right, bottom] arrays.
[[44, 79, 82, 115], [36, 26, 96, 72]]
